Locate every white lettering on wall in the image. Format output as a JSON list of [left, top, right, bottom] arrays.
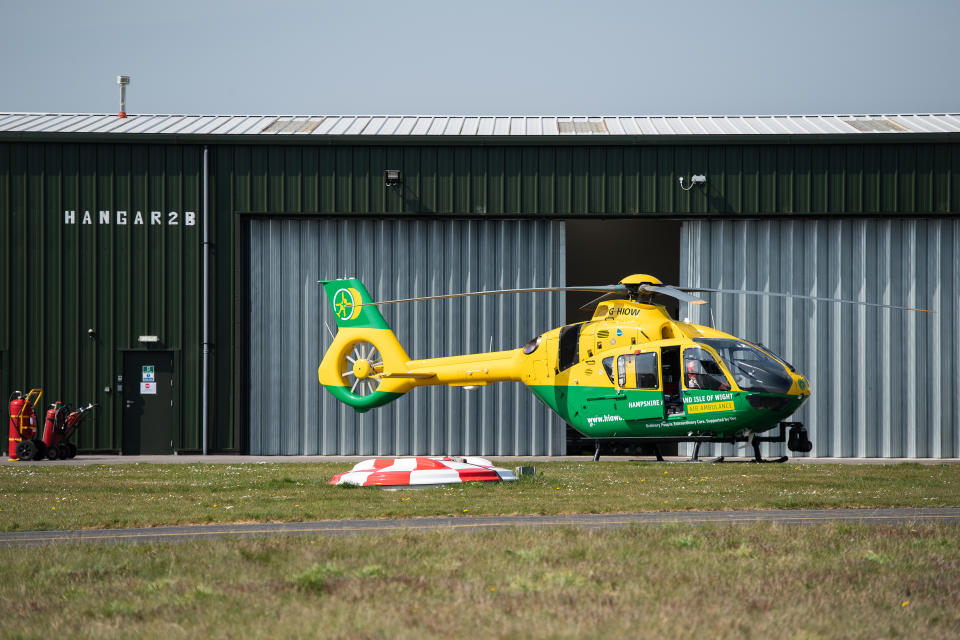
[[62, 209, 199, 228]]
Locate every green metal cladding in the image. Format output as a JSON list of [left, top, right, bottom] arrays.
[[0, 142, 203, 451], [216, 143, 960, 216], [1, 138, 958, 453]]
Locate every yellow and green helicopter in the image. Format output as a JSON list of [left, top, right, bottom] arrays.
[[317, 275, 929, 462]]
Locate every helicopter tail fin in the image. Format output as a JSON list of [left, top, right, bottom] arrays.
[[317, 278, 417, 413], [319, 279, 392, 331]]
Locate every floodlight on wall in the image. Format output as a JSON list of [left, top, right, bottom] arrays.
[[384, 169, 402, 187], [117, 75, 131, 118], [678, 174, 707, 191]]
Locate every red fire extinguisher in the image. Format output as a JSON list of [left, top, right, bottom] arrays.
[[42, 402, 75, 460], [42, 402, 62, 447], [8, 389, 43, 461]]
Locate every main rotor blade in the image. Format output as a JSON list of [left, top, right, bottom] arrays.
[[641, 284, 707, 305], [579, 291, 624, 311], [579, 286, 706, 311], [361, 285, 624, 307], [682, 287, 934, 313]]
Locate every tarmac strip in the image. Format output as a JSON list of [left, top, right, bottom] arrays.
[[1, 507, 958, 547], [3, 454, 958, 466]]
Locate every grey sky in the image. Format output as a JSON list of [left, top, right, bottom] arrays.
[[2, 0, 958, 116]]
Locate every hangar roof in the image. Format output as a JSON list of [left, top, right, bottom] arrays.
[[1, 112, 958, 139]]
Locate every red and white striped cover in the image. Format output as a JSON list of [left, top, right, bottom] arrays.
[[329, 456, 517, 488]]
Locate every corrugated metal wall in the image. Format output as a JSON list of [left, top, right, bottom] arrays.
[[245, 217, 566, 455], [681, 218, 960, 458]]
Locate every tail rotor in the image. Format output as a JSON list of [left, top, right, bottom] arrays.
[[340, 340, 384, 396]]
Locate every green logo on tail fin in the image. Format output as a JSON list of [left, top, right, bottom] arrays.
[[332, 288, 359, 321], [321, 279, 390, 330]]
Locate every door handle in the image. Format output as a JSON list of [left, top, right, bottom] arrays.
[[586, 393, 626, 401]]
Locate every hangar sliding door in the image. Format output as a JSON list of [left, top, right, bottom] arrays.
[[246, 218, 566, 456], [681, 218, 960, 458]]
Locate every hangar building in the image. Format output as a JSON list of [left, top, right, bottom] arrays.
[[1, 112, 958, 458]]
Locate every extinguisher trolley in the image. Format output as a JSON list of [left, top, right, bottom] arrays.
[[8, 389, 44, 461], [41, 402, 93, 459]]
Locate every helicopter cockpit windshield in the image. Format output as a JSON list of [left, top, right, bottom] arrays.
[[695, 339, 793, 394]]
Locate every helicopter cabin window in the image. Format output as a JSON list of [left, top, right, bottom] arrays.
[[683, 347, 731, 391], [616, 352, 658, 389], [557, 323, 583, 372]]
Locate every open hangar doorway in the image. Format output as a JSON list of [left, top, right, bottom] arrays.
[[564, 219, 682, 456]]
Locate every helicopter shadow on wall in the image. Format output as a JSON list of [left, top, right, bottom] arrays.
[[702, 182, 729, 215], [385, 177, 430, 214]]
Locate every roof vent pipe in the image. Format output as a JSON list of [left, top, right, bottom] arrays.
[[117, 75, 130, 118]]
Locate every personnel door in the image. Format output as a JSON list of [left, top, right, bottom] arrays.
[[122, 351, 175, 454]]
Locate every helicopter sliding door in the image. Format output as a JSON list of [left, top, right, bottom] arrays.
[[660, 346, 684, 418]]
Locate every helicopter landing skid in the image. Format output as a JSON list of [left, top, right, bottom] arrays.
[[682, 438, 786, 464], [591, 422, 804, 463], [687, 441, 724, 463], [748, 438, 788, 463]]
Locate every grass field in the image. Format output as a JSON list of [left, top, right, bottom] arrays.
[[1, 461, 958, 532], [2, 522, 959, 639], [2, 462, 959, 638]]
